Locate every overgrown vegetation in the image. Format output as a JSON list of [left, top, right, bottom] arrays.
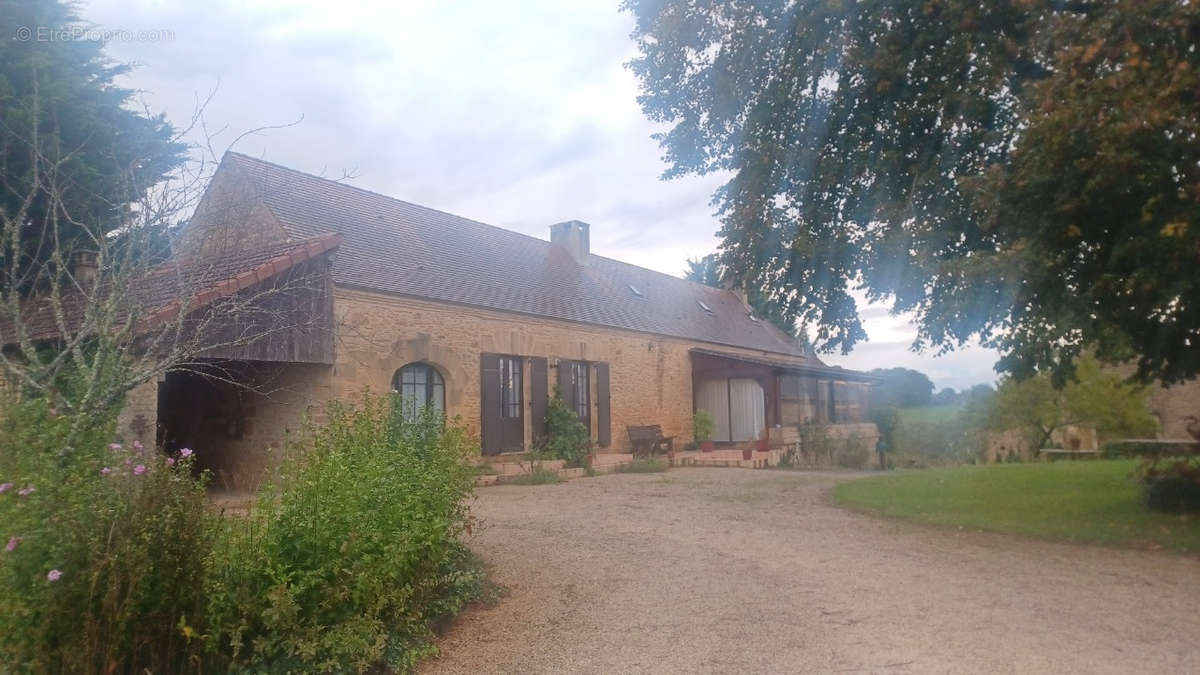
[[204, 398, 480, 672], [692, 409, 715, 444], [540, 390, 591, 468], [0, 394, 485, 673], [834, 461, 1200, 552], [0, 399, 211, 673]]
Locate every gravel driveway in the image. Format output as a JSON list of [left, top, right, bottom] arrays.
[[423, 468, 1200, 674]]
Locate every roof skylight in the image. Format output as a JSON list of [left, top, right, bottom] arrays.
[[628, 284, 644, 298]]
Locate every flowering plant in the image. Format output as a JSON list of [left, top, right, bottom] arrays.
[[0, 398, 212, 672]]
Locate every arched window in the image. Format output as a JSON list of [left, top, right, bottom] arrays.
[[392, 363, 445, 421]]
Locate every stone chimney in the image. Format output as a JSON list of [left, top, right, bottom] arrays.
[[70, 250, 99, 289], [721, 277, 749, 307], [550, 220, 590, 264]]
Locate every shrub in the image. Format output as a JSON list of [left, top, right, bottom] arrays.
[[834, 440, 871, 469], [1103, 439, 1200, 459], [1138, 453, 1200, 513], [203, 395, 481, 672], [693, 409, 715, 442], [0, 398, 213, 673], [541, 390, 591, 468], [507, 468, 561, 485]]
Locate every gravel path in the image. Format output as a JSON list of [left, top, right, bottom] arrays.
[[423, 468, 1200, 674]]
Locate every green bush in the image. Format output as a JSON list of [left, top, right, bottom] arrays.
[[1137, 452, 1200, 513], [1143, 478, 1200, 513], [1102, 439, 1200, 459], [541, 390, 591, 468], [507, 468, 561, 485], [693, 409, 715, 442], [204, 396, 481, 672], [834, 440, 871, 469], [0, 398, 213, 673]]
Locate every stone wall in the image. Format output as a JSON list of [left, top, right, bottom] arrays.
[[115, 380, 158, 448], [327, 286, 817, 454], [1146, 379, 1200, 440]]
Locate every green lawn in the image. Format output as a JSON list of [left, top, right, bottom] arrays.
[[833, 460, 1200, 552]]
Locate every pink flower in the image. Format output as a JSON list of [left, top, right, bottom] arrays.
[[133, 464, 146, 476], [17, 485, 34, 497], [5, 537, 19, 552], [101, 467, 112, 476], [132, 440, 143, 451], [47, 569, 62, 582], [0, 483, 11, 494], [165, 457, 176, 467], [179, 448, 193, 458], [108, 443, 122, 451]]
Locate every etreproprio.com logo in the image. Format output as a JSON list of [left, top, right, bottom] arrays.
[[12, 25, 175, 43]]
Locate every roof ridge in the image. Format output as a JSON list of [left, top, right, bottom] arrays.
[[226, 151, 740, 299]]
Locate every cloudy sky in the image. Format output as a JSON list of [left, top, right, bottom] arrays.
[[85, 0, 999, 391]]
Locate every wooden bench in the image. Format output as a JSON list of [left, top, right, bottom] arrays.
[[628, 425, 675, 458]]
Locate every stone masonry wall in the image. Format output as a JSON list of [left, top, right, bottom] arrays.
[[328, 287, 818, 454]]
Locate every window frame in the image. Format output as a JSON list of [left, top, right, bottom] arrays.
[[391, 363, 445, 422], [499, 356, 523, 419], [571, 361, 590, 419]]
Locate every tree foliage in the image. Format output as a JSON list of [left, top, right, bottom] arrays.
[[685, 252, 805, 341], [626, 0, 1200, 384], [0, 0, 185, 292], [867, 367, 935, 410], [986, 355, 1158, 452]]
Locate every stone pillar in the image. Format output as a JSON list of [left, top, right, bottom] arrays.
[[116, 380, 158, 447]]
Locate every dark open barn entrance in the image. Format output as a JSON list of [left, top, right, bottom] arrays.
[[157, 360, 329, 490]]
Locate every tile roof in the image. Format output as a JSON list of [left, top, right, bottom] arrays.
[[8, 234, 341, 342], [222, 152, 818, 360]]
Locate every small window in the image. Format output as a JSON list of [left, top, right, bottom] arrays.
[[571, 361, 590, 419], [499, 356, 522, 419], [628, 284, 644, 298], [697, 300, 713, 313], [392, 363, 445, 422]]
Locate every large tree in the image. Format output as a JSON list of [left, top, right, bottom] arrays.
[[986, 355, 1157, 453], [0, 0, 185, 292], [626, 0, 1200, 384], [867, 367, 935, 410]]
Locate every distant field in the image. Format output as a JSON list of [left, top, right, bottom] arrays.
[[896, 404, 960, 426], [834, 460, 1200, 553]]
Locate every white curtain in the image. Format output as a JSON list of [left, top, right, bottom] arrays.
[[695, 379, 731, 442], [729, 378, 765, 442]]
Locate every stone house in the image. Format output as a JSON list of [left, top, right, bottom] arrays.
[[117, 153, 878, 488]]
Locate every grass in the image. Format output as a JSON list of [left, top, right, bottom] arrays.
[[615, 458, 668, 473], [896, 404, 960, 426], [833, 459, 1200, 553], [507, 468, 561, 485]]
